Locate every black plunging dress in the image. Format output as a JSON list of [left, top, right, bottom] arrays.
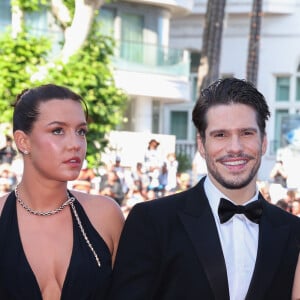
[[0, 191, 112, 299]]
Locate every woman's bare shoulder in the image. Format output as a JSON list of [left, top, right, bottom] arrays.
[[71, 190, 121, 210], [70, 190, 124, 225], [70, 190, 125, 260]]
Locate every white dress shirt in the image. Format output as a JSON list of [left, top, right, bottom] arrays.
[[204, 176, 259, 300]]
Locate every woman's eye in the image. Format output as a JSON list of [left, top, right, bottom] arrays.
[[52, 128, 63, 135], [77, 128, 87, 136]]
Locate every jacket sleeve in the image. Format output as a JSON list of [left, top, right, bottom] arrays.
[[108, 202, 162, 300]]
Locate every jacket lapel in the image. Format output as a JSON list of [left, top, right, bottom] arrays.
[[246, 197, 290, 300], [178, 179, 230, 300]]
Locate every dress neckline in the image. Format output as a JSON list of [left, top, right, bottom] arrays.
[[13, 192, 77, 300]]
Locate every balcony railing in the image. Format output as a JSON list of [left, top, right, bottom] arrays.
[[194, 0, 296, 14], [176, 142, 196, 160], [124, 0, 194, 16], [112, 40, 190, 77]]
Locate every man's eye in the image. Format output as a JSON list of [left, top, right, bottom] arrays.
[[214, 133, 225, 138], [243, 131, 255, 136]]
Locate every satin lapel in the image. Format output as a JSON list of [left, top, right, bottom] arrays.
[[246, 200, 290, 300], [178, 180, 230, 300]]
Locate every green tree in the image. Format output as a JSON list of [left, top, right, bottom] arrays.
[[0, 29, 51, 121], [0, 0, 127, 167]]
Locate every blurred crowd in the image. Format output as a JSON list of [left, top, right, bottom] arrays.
[[68, 139, 193, 218], [0, 137, 194, 218], [0, 135, 19, 195], [2, 134, 300, 219], [258, 159, 300, 217]]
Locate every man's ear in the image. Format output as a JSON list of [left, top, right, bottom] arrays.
[[262, 135, 267, 156], [197, 134, 206, 159]]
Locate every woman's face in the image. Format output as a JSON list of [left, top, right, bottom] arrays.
[[24, 99, 88, 182]]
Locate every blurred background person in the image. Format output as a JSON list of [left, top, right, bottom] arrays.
[[0, 135, 17, 165], [270, 160, 288, 188], [192, 151, 207, 186], [165, 152, 178, 193], [144, 139, 163, 192], [100, 170, 124, 206]]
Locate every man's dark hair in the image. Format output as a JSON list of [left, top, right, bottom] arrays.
[[192, 78, 271, 141]]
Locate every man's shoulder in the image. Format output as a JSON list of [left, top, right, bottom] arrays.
[[125, 190, 194, 230], [134, 185, 200, 215], [264, 200, 300, 226]]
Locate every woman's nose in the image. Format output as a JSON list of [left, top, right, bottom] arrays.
[[68, 133, 82, 151]]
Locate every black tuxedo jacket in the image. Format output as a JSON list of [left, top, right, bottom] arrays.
[[109, 177, 300, 300]]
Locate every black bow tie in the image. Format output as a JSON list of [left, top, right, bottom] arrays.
[[218, 198, 263, 224]]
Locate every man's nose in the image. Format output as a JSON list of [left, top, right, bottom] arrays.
[[226, 136, 243, 153]]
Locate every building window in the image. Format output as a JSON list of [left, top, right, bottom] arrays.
[[274, 109, 289, 152], [25, 8, 48, 36], [0, 0, 11, 32], [276, 77, 290, 102], [281, 114, 300, 147], [296, 77, 300, 101], [120, 13, 143, 63], [99, 7, 115, 37], [170, 111, 188, 140]]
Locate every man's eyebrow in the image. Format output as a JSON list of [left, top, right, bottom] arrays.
[[208, 129, 226, 136], [208, 127, 258, 134], [240, 127, 258, 132]]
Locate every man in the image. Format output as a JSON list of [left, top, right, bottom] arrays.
[[109, 78, 300, 300]]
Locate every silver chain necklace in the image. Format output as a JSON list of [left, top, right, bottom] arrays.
[[69, 201, 101, 267], [15, 184, 74, 216], [14, 184, 101, 267]]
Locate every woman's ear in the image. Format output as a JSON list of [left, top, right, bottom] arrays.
[[13, 130, 30, 154]]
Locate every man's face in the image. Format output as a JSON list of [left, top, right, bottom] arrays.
[[197, 103, 267, 192]]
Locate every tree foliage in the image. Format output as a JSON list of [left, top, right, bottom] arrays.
[[0, 0, 127, 168], [0, 29, 51, 121], [11, 0, 48, 11]]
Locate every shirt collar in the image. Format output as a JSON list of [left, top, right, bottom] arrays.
[[204, 175, 259, 217]]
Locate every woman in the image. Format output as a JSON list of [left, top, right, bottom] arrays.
[[0, 84, 125, 299]]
